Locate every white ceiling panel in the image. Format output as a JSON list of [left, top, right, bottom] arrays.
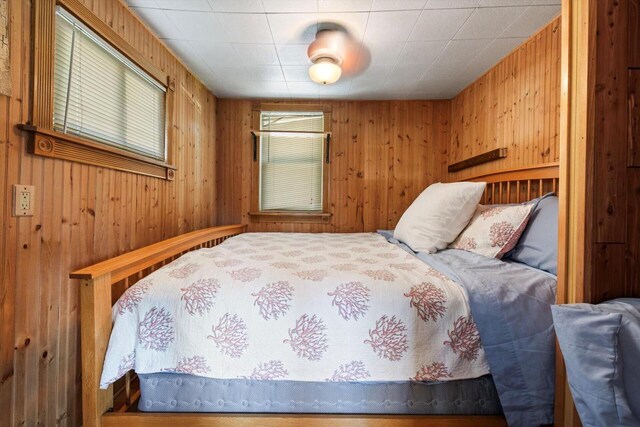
[[456, 37, 525, 81], [153, 0, 211, 11], [479, 0, 533, 5], [233, 44, 280, 66], [424, 0, 481, 8], [190, 40, 244, 67], [318, 12, 369, 40], [454, 7, 528, 40], [262, 0, 318, 13], [319, 0, 372, 13], [384, 76, 421, 92], [397, 40, 448, 66], [162, 39, 199, 60], [282, 65, 312, 82], [367, 42, 405, 66], [286, 81, 320, 91], [247, 65, 286, 81], [183, 59, 213, 79], [267, 13, 318, 44], [423, 39, 488, 80], [128, 0, 158, 7], [500, 5, 559, 37], [276, 44, 313, 65], [126, 0, 560, 100], [131, 7, 182, 39], [371, 0, 427, 11], [217, 14, 273, 44], [363, 11, 421, 43], [409, 8, 474, 41], [414, 78, 451, 98], [208, 66, 252, 83], [317, 81, 354, 98], [391, 63, 427, 80], [236, 81, 290, 98], [163, 10, 227, 41], [207, 0, 264, 13], [351, 66, 393, 84], [286, 82, 320, 98]]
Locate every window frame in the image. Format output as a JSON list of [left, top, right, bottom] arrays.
[[249, 103, 332, 223], [23, 0, 176, 180]]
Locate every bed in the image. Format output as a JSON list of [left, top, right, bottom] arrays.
[[70, 163, 559, 427]]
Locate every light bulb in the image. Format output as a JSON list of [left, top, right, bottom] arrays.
[[309, 58, 342, 85]]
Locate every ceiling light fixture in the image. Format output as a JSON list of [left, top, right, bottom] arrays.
[[309, 57, 342, 85], [308, 30, 344, 85]]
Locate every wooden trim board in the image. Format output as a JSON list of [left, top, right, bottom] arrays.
[[19, 125, 176, 180], [463, 163, 559, 183], [102, 413, 508, 427], [448, 148, 508, 173]]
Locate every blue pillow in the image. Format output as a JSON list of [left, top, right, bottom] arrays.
[[552, 299, 640, 427], [505, 193, 558, 274]]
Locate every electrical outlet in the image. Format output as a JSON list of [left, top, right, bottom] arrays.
[[13, 185, 35, 217]]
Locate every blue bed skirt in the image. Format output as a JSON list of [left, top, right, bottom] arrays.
[[138, 373, 502, 415]]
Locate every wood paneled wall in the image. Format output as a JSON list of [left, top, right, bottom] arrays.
[[216, 100, 450, 232], [588, 0, 640, 302], [555, 1, 640, 423], [0, 1, 217, 426], [448, 16, 561, 181], [558, 0, 640, 309]]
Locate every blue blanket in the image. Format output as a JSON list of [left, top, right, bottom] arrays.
[[379, 231, 557, 426]]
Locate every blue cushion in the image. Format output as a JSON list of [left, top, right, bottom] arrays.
[[505, 193, 558, 274], [551, 299, 640, 427]]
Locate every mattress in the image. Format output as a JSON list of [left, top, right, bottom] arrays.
[[138, 373, 502, 415], [102, 232, 490, 388]]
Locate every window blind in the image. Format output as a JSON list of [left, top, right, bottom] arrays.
[[53, 7, 166, 161], [259, 111, 325, 212]]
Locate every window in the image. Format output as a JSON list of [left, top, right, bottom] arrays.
[[53, 7, 166, 161], [249, 105, 332, 222], [259, 111, 325, 212]]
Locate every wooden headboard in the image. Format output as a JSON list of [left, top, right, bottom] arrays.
[[456, 163, 560, 204]]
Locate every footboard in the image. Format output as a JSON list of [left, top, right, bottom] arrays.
[[70, 225, 246, 427]]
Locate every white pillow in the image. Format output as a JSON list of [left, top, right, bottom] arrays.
[[393, 182, 486, 253]]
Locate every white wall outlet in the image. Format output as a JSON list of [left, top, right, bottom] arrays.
[[12, 185, 35, 217]]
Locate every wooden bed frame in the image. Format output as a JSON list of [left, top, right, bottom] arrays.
[[70, 163, 559, 427]]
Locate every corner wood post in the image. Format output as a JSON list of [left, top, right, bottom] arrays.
[[80, 274, 114, 427]]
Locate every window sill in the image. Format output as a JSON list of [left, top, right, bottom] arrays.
[[18, 125, 176, 180], [248, 211, 332, 224]]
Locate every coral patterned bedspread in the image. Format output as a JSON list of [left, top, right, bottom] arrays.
[[100, 232, 490, 388]]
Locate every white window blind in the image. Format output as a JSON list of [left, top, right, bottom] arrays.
[[259, 111, 325, 212], [53, 7, 166, 161]]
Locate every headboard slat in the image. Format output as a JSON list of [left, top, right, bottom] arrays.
[[456, 163, 559, 205]]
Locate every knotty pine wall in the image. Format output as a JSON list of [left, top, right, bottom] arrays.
[[587, 0, 640, 302], [216, 99, 450, 232], [448, 16, 561, 181], [0, 0, 217, 426]]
